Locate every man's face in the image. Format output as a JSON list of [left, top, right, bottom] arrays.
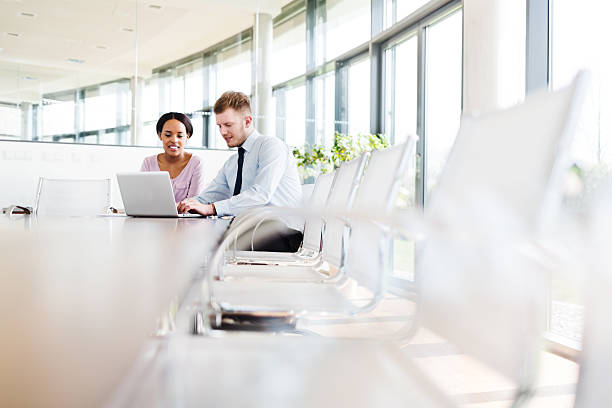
[[215, 108, 252, 148]]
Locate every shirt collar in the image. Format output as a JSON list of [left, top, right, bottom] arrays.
[[239, 129, 259, 152]]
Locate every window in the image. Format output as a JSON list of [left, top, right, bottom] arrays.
[[325, 0, 371, 61], [384, 33, 418, 145], [83, 81, 130, 134], [385, 0, 433, 29], [347, 56, 371, 136], [545, 0, 612, 344], [0, 104, 20, 138], [314, 72, 336, 147], [41, 93, 75, 140], [424, 9, 463, 197], [214, 41, 253, 99], [283, 84, 307, 148], [273, 11, 307, 84]]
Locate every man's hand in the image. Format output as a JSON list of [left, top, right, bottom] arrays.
[[177, 199, 215, 216]]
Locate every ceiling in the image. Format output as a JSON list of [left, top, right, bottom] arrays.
[[0, 0, 294, 103]]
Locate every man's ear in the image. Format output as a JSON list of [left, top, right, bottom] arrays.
[[244, 114, 253, 128]]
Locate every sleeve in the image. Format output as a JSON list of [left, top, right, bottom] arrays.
[[140, 156, 151, 171], [213, 139, 286, 216], [195, 162, 232, 204], [186, 157, 206, 199]]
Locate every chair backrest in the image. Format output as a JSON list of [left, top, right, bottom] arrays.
[[35, 178, 111, 216], [321, 154, 368, 268], [345, 140, 417, 291], [301, 172, 335, 252], [574, 178, 612, 408], [351, 140, 415, 214], [427, 71, 589, 233], [417, 72, 589, 390]]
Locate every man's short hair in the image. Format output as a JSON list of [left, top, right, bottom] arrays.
[[214, 91, 252, 115]]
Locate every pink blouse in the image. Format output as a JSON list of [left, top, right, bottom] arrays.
[[140, 154, 205, 203]]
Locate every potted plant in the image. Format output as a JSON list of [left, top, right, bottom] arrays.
[[293, 132, 390, 183]]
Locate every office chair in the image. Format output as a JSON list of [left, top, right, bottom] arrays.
[[35, 177, 112, 216]]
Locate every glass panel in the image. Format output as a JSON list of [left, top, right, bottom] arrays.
[[284, 85, 306, 148], [385, 0, 432, 29], [348, 57, 370, 136], [214, 41, 252, 99], [548, 0, 612, 343], [83, 81, 130, 133], [0, 1, 138, 144], [41, 93, 76, 138], [183, 60, 205, 113], [272, 11, 306, 85], [314, 73, 336, 147], [0, 103, 21, 138], [384, 34, 418, 144], [325, 0, 371, 61], [425, 10, 463, 197]]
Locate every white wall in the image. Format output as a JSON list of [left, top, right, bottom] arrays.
[[0, 141, 233, 208]]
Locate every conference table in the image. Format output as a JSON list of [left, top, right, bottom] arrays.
[[0, 214, 230, 408], [0, 213, 453, 408]]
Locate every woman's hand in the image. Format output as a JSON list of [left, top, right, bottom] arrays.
[[177, 199, 215, 216]]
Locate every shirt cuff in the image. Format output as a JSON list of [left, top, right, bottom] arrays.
[[213, 199, 231, 216]]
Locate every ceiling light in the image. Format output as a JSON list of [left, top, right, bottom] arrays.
[[96, 45, 108, 50], [122, 27, 134, 33], [19, 12, 35, 17], [66, 58, 85, 64], [23, 76, 38, 81], [6, 32, 20, 37], [148, 4, 162, 9]]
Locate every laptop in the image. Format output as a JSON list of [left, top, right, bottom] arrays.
[[116, 172, 204, 218]]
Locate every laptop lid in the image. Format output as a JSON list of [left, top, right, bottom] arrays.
[[117, 172, 181, 217]]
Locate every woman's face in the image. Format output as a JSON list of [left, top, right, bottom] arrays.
[[159, 119, 189, 158]]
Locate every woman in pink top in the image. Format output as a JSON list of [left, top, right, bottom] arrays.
[[140, 112, 205, 203]]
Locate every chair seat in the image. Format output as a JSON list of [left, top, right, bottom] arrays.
[[226, 249, 311, 262], [221, 263, 331, 281], [126, 335, 455, 408], [212, 281, 357, 314]]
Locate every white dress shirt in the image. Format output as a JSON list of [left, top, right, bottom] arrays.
[[196, 130, 303, 227]]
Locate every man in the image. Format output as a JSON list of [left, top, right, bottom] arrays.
[[177, 91, 303, 252]]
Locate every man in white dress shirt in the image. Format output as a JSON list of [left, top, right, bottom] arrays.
[[177, 91, 303, 252]]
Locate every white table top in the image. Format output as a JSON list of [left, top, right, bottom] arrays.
[[118, 334, 455, 408], [0, 214, 229, 408]]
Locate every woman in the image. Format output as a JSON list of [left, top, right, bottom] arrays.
[[140, 112, 204, 203]]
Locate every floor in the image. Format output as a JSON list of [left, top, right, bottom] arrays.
[[298, 294, 579, 408]]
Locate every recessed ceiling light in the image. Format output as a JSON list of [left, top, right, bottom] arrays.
[[19, 11, 35, 17], [67, 58, 85, 64], [23, 76, 38, 81], [148, 4, 162, 9], [122, 27, 134, 32], [96, 45, 108, 50], [6, 32, 20, 37]]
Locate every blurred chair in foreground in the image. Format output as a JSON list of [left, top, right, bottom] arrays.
[[35, 177, 111, 216], [573, 175, 612, 408]]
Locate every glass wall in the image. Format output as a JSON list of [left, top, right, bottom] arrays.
[[0, 103, 20, 139], [272, 10, 307, 85], [325, 0, 371, 61], [545, 0, 612, 345], [383, 33, 418, 145], [347, 56, 371, 136], [424, 9, 463, 198]]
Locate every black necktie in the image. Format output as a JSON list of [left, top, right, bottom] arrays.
[[233, 147, 245, 196]]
